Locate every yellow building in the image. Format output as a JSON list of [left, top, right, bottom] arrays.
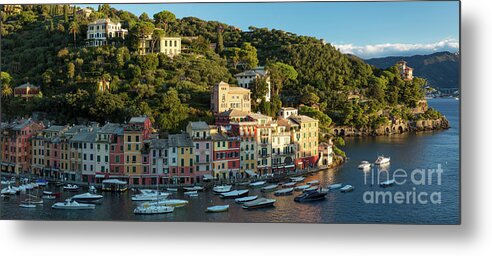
[[211, 81, 251, 114], [167, 133, 195, 184], [139, 31, 182, 57], [286, 115, 319, 169]]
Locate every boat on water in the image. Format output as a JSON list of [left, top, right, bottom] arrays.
[[134, 204, 174, 215], [340, 185, 354, 193], [249, 181, 266, 187], [304, 186, 319, 192], [63, 184, 79, 191], [183, 186, 204, 192], [235, 195, 258, 204], [146, 199, 188, 208], [42, 195, 56, 200], [36, 179, 49, 186], [52, 199, 95, 210], [131, 191, 169, 201], [290, 177, 305, 182], [295, 185, 310, 191], [213, 185, 232, 194], [379, 179, 396, 187], [237, 181, 251, 186], [294, 190, 328, 202], [327, 183, 343, 190], [206, 205, 230, 213], [184, 190, 198, 196], [242, 198, 276, 209], [102, 179, 128, 192], [19, 203, 36, 208], [260, 184, 279, 192], [89, 185, 97, 193], [72, 192, 104, 203], [166, 188, 178, 192], [307, 180, 320, 186], [358, 161, 372, 169], [220, 189, 249, 199], [282, 182, 297, 188], [1, 180, 9, 185], [274, 187, 294, 196], [1, 186, 19, 195], [375, 156, 390, 165]]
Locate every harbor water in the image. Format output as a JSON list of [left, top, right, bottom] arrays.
[[0, 98, 459, 224]]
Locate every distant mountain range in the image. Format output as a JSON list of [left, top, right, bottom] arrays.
[[365, 51, 460, 89]]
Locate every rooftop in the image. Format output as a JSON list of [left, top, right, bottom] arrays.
[[15, 82, 39, 89], [188, 121, 210, 130], [168, 133, 193, 147], [234, 67, 268, 77]]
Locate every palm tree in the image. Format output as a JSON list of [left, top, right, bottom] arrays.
[[1, 84, 13, 97], [69, 21, 79, 48]]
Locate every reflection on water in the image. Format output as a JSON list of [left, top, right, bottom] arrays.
[[0, 98, 459, 224]]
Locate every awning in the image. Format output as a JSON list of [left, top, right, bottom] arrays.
[[203, 174, 214, 180], [245, 170, 256, 176]]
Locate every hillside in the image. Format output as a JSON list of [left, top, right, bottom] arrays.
[[0, 4, 442, 136], [365, 51, 460, 89]]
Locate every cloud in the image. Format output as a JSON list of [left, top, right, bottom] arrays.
[[334, 39, 459, 59]]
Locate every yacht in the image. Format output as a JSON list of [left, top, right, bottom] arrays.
[[294, 190, 327, 202], [213, 185, 232, 194], [183, 186, 204, 192], [52, 199, 95, 210], [242, 198, 276, 209], [358, 161, 372, 169], [1, 185, 19, 195], [374, 156, 391, 165], [72, 192, 104, 203], [134, 204, 174, 215]]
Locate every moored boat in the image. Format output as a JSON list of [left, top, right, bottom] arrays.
[[63, 184, 79, 192], [294, 190, 327, 202], [72, 192, 104, 203], [131, 191, 169, 201], [260, 184, 278, 192], [274, 187, 294, 196], [340, 185, 354, 193], [249, 181, 266, 187], [102, 179, 128, 192], [1, 186, 18, 195], [282, 182, 297, 188], [358, 161, 372, 169], [242, 198, 276, 209], [183, 186, 204, 192], [36, 179, 49, 186], [42, 195, 56, 200], [52, 199, 95, 210], [307, 180, 320, 186], [327, 183, 343, 190], [295, 184, 310, 191], [290, 176, 305, 182], [166, 188, 178, 192], [134, 204, 174, 215], [375, 155, 390, 165], [147, 199, 188, 208], [379, 179, 396, 187], [19, 203, 36, 208], [206, 205, 229, 213], [235, 195, 258, 204], [220, 189, 249, 199], [303, 186, 319, 192], [213, 185, 232, 194]]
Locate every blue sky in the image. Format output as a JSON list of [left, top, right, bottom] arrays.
[[85, 1, 459, 58]]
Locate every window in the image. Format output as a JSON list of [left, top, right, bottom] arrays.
[[136, 136, 140, 142], [127, 136, 131, 142]]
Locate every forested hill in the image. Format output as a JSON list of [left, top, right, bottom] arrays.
[[1, 4, 440, 136], [365, 51, 460, 89]]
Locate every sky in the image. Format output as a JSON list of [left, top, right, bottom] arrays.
[[86, 1, 459, 59]]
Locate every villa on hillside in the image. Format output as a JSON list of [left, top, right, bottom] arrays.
[[397, 60, 414, 81], [234, 67, 271, 102], [14, 83, 41, 100], [138, 30, 182, 57], [86, 18, 128, 47], [211, 81, 252, 114]]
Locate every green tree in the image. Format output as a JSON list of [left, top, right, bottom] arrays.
[[67, 62, 75, 80], [267, 62, 298, 95], [216, 30, 224, 54], [68, 21, 79, 47], [1, 72, 13, 97], [153, 10, 176, 31], [239, 42, 258, 70], [132, 21, 155, 54]]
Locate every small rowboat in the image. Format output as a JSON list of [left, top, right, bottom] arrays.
[[327, 183, 343, 190], [213, 185, 232, 194], [340, 185, 354, 193], [282, 182, 297, 188], [19, 203, 36, 208], [379, 179, 396, 187], [235, 195, 258, 204], [307, 180, 320, 186], [260, 184, 278, 192], [290, 177, 305, 182], [206, 205, 229, 213], [42, 195, 56, 200], [249, 181, 266, 187], [63, 184, 79, 191], [295, 185, 310, 191], [274, 187, 294, 196], [220, 189, 249, 199], [242, 198, 276, 210], [303, 186, 319, 192]]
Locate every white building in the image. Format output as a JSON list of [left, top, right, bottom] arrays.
[[86, 18, 128, 47], [278, 107, 298, 119], [234, 67, 271, 102]]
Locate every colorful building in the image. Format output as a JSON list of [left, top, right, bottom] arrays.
[[211, 127, 241, 180], [397, 60, 414, 81], [286, 115, 320, 169], [211, 81, 251, 114], [86, 18, 128, 47], [167, 133, 195, 184], [230, 120, 258, 178], [186, 122, 213, 182], [13, 83, 41, 100], [124, 116, 152, 185], [271, 119, 296, 174]]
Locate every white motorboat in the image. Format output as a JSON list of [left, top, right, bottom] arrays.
[[89, 185, 97, 193], [375, 156, 390, 165], [327, 183, 343, 190], [63, 184, 79, 191], [379, 179, 396, 187], [249, 181, 266, 187], [52, 199, 95, 210], [184, 190, 198, 196], [134, 204, 174, 215], [1, 180, 9, 185], [206, 205, 230, 213], [220, 189, 249, 199], [235, 195, 258, 204], [274, 187, 294, 196], [131, 192, 170, 201], [307, 180, 320, 186], [290, 177, 305, 182], [183, 186, 204, 191], [295, 185, 310, 191], [304, 186, 319, 192], [260, 184, 279, 192], [166, 188, 178, 192], [147, 199, 188, 208], [213, 185, 232, 194], [72, 192, 104, 203], [19, 203, 36, 208], [340, 185, 354, 193], [358, 161, 372, 169], [1, 186, 18, 195], [42, 195, 56, 200], [282, 182, 297, 188], [242, 198, 276, 209]]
